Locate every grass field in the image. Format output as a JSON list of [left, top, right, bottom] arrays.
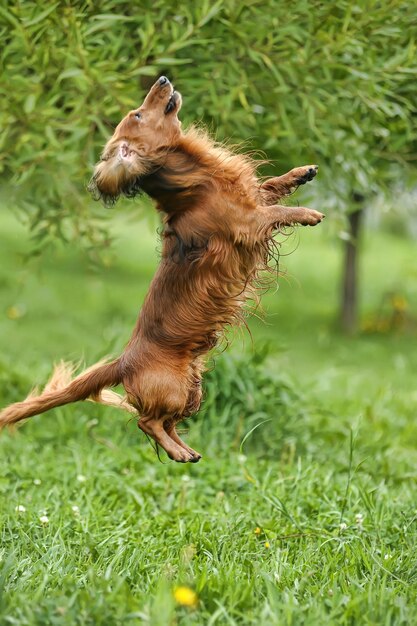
[[1, 208, 417, 625]]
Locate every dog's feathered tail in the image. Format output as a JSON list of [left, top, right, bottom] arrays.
[[0, 358, 123, 427]]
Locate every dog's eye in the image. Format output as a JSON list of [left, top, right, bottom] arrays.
[[134, 112, 141, 120]]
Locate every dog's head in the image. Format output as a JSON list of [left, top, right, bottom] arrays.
[[88, 76, 183, 205]]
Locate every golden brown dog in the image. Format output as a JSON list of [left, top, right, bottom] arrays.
[[0, 76, 324, 462]]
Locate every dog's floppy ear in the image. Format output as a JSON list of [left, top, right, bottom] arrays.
[[88, 141, 148, 206]]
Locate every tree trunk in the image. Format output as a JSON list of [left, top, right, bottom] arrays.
[[340, 197, 364, 334]]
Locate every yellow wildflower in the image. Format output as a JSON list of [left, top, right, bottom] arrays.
[[174, 586, 198, 608], [254, 527, 261, 535], [7, 306, 23, 320], [264, 541, 270, 549]]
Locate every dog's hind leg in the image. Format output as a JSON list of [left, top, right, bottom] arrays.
[[164, 418, 202, 463], [127, 364, 202, 463], [138, 416, 197, 463], [162, 368, 203, 462]]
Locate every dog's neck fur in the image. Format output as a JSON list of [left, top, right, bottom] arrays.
[[140, 128, 258, 208]]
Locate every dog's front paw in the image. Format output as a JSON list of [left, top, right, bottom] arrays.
[[293, 165, 319, 186], [302, 208, 325, 226]]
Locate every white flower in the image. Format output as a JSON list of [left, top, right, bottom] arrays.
[[237, 454, 247, 464], [71, 505, 80, 514], [355, 513, 364, 525], [76, 474, 87, 483], [181, 474, 191, 482], [384, 553, 392, 560], [339, 522, 347, 531], [15, 505, 26, 513], [33, 478, 41, 485], [39, 515, 49, 524]]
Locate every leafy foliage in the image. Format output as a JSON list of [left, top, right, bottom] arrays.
[[1, 0, 417, 247]]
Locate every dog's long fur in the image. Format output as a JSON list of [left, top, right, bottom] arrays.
[[0, 77, 324, 462]]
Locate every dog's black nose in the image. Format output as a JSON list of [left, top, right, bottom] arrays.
[[158, 76, 169, 85]]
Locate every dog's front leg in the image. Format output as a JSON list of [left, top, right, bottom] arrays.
[[257, 204, 325, 232], [260, 165, 318, 203]]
